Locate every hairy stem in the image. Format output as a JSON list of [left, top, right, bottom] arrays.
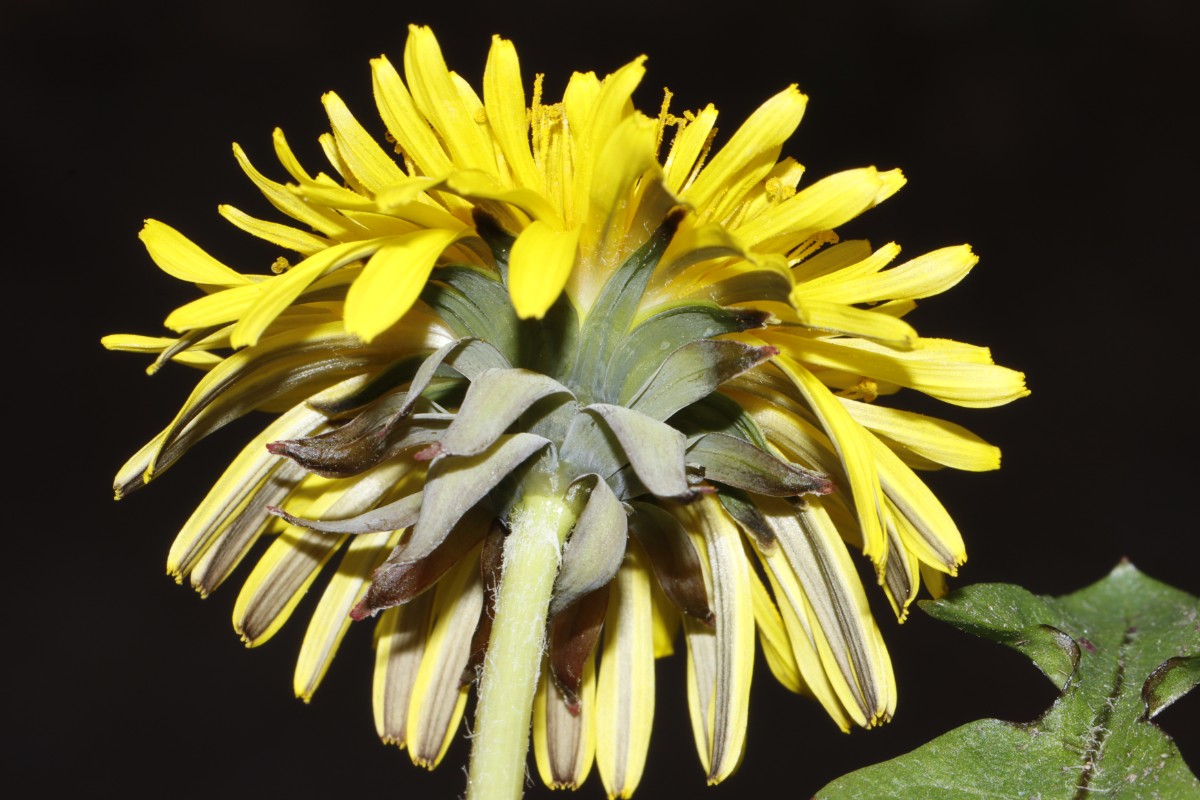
[[466, 494, 574, 800]]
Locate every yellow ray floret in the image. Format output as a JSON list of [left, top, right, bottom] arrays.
[[596, 543, 656, 799]]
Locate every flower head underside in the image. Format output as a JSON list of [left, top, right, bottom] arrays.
[[107, 24, 1028, 800]]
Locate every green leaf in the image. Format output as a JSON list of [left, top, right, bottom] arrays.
[[1144, 656, 1200, 721], [818, 562, 1200, 799]]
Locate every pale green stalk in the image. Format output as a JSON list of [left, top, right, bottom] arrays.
[[466, 493, 575, 800]]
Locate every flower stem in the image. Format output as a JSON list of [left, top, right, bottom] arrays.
[[466, 493, 573, 800]]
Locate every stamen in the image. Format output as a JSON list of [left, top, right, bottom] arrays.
[[764, 176, 795, 204], [530, 73, 547, 168], [384, 130, 404, 159], [653, 87, 674, 157], [787, 230, 840, 266]]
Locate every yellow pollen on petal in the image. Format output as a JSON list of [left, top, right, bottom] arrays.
[[837, 378, 879, 403], [271, 257, 291, 274]]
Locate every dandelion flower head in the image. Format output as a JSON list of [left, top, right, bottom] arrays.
[[107, 24, 1028, 800]]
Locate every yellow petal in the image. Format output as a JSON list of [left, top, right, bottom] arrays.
[[684, 498, 755, 784], [723, 387, 842, 478], [218, 205, 330, 257], [872, 437, 967, 572], [438, 169, 560, 223], [344, 228, 464, 342], [920, 562, 950, 599], [790, 298, 919, 347], [796, 244, 978, 304], [483, 35, 542, 193], [596, 541, 655, 799], [562, 70, 601, 140], [371, 54, 453, 177], [163, 282, 262, 332], [792, 239, 878, 282], [662, 104, 718, 194], [569, 57, 647, 228], [774, 333, 1030, 408], [737, 167, 905, 250], [282, 176, 378, 214], [232, 141, 355, 239], [139, 322, 384, 487], [736, 156, 807, 223], [319, 130, 360, 194], [231, 237, 391, 348], [684, 87, 808, 215], [139, 220, 253, 286], [322, 91, 408, 193], [772, 354, 888, 565], [233, 460, 410, 645], [101, 334, 224, 370], [839, 397, 1001, 472], [180, 462, 306, 595], [755, 544, 853, 731], [584, 114, 658, 250], [232, 525, 346, 647], [879, 518, 920, 622], [652, 227, 792, 309], [294, 528, 403, 701], [683, 615, 718, 773], [747, 553, 802, 693], [649, 578, 679, 658], [533, 653, 597, 790], [755, 495, 894, 726], [654, 221, 754, 289], [403, 25, 497, 174], [407, 547, 483, 769], [373, 592, 434, 748], [508, 220, 581, 319], [266, 126, 313, 183], [161, 378, 358, 576]]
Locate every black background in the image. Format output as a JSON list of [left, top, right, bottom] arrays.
[[7, 1, 1198, 797]]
